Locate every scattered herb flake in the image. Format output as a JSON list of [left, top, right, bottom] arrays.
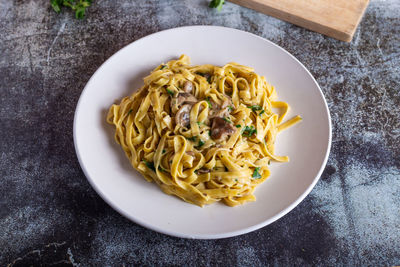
[[228, 105, 234, 112], [143, 160, 155, 171], [206, 97, 213, 108], [235, 124, 241, 128], [259, 110, 265, 116], [252, 167, 261, 179], [249, 105, 262, 112], [187, 136, 198, 142], [162, 149, 166, 154], [197, 139, 205, 147], [242, 125, 257, 137], [127, 109, 133, 116], [160, 64, 167, 70], [223, 117, 231, 123], [166, 88, 175, 96]]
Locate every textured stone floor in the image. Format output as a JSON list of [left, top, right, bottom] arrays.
[[0, 0, 399, 266]]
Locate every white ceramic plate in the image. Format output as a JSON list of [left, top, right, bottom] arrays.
[[74, 26, 331, 239]]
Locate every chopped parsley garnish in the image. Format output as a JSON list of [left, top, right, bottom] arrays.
[[209, 0, 225, 11], [235, 124, 241, 128], [223, 117, 231, 123], [166, 88, 175, 96], [252, 167, 261, 179], [259, 110, 265, 116], [160, 64, 167, 70], [143, 160, 155, 171], [228, 105, 234, 112], [197, 121, 202, 126], [207, 76, 212, 84], [187, 136, 198, 142], [127, 109, 133, 116], [197, 139, 205, 147], [208, 130, 211, 136], [249, 105, 262, 112], [162, 149, 166, 154], [51, 0, 92, 19], [158, 166, 166, 172], [206, 97, 213, 108], [242, 125, 257, 137]]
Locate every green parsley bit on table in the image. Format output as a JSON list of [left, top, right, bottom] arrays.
[[51, 0, 92, 19]]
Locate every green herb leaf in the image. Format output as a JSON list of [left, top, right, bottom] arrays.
[[242, 125, 257, 137], [209, 0, 225, 11], [127, 109, 133, 116], [198, 139, 205, 147], [208, 130, 211, 136], [235, 124, 241, 128], [249, 105, 262, 112], [252, 167, 261, 179], [223, 117, 231, 123], [160, 64, 167, 70], [75, 7, 85, 19], [162, 149, 166, 154], [259, 110, 265, 116], [197, 121, 202, 126], [158, 166, 166, 172], [51, 0, 92, 19], [187, 136, 198, 142], [228, 105, 234, 112], [166, 88, 175, 96], [207, 76, 212, 84], [51, 0, 62, 12], [206, 97, 213, 108], [143, 160, 155, 171]]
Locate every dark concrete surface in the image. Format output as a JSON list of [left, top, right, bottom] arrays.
[[1, 0, 399, 266]]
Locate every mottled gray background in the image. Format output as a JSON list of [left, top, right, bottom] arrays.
[[1, 0, 399, 266]]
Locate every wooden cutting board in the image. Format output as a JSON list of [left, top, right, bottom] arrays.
[[228, 0, 369, 42]]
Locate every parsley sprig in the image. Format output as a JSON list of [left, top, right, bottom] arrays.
[[209, 0, 225, 11], [51, 0, 92, 19]]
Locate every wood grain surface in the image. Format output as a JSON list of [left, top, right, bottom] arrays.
[[228, 0, 369, 41]]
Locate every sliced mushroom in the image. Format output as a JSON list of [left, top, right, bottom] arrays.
[[210, 117, 236, 140], [183, 81, 194, 93], [175, 104, 192, 128], [176, 92, 198, 106], [197, 167, 211, 174]]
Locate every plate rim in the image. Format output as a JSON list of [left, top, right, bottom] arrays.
[[73, 25, 332, 239]]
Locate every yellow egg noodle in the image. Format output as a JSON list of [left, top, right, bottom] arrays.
[[107, 55, 301, 207]]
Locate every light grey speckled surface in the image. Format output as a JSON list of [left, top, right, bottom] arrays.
[[0, 0, 399, 266]]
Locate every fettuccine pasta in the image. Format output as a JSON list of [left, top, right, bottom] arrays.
[[107, 55, 301, 207]]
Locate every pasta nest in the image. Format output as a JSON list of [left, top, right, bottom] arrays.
[[107, 55, 301, 207]]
